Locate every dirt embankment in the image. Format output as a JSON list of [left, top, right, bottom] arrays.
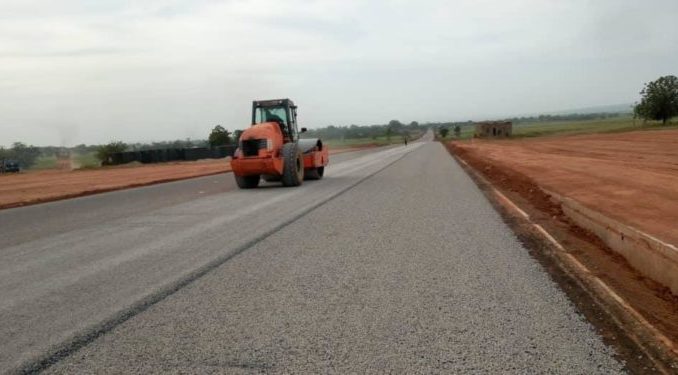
[[446, 129, 678, 349], [453, 130, 678, 245], [0, 159, 232, 209]]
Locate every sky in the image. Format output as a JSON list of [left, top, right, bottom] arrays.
[[1, 0, 677, 146]]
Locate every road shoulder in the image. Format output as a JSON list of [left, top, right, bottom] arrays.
[[444, 141, 678, 373]]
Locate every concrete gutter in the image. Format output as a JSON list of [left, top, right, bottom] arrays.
[[545, 189, 678, 295]]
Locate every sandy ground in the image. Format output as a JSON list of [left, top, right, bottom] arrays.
[[0, 146, 374, 210], [452, 129, 678, 245]]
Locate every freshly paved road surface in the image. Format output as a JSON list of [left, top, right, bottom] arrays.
[[1, 134, 623, 373]]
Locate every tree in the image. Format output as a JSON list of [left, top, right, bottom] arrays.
[[96, 141, 127, 164], [386, 126, 393, 140], [634, 75, 678, 124], [439, 127, 449, 138], [388, 120, 403, 130], [454, 125, 461, 138], [208, 125, 231, 147], [233, 129, 244, 142], [7, 142, 41, 168], [73, 144, 96, 154]]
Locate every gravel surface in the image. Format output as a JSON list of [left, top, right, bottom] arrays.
[[0, 145, 405, 374], [43, 139, 624, 374], [0, 147, 383, 249]]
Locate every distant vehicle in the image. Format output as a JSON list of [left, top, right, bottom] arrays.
[[1, 159, 20, 173], [231, 98, 329, 188]]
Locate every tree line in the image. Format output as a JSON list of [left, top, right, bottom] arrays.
[[5, 75, 675, 169], [205, 120, 427, 146], [0, 143, 41, 169], [504, 112, 628, 124], [304, 120, 425, 140]]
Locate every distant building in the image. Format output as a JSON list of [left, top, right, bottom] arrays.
[[474, 121, 512, 138]]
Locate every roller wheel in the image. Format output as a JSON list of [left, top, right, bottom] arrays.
[[281, 143, 304, 187], [235, 174, 260, 189], [262, 174, 281, 182], [304, 166, 324, 180]]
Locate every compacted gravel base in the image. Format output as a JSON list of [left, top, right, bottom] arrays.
[[45, 142, 623, 373]]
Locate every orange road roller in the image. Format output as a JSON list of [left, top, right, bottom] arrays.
[[231, 99, 329, 188]]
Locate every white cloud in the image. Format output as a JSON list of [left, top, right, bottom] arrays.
[[0, 0, 677, 146]]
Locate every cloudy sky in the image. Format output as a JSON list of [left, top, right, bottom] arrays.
[[1, 0, 677, 146]]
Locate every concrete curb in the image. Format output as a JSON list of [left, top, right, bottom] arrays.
[[544, 189, 678, 295]]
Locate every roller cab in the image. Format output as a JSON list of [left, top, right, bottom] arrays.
[[231, 99, 329, 188]]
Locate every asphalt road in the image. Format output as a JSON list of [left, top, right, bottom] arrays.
[[1, 134, 624, 373]]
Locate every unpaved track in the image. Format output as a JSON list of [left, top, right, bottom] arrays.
[[1, 136, 623, 373], [0, 160, 231, 210]]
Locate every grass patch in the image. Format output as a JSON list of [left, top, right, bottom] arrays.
[[510, 117, 669, 138], [31, 155, 58, 169], [72, 152, 100, 169], [444, 117, 678, 141], [29, 153, 100, 170], [437, 126, 475, 141]]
